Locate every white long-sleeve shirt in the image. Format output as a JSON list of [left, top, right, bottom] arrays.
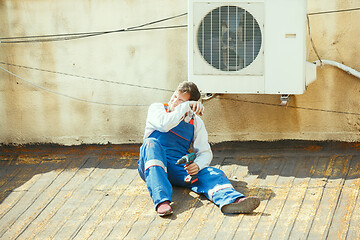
[[144, 102, 213, 170]]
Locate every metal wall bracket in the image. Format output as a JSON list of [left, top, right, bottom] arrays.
[[280, 94, 290, 106]]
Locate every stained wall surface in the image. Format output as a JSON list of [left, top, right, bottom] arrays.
[[0, 0, 359, 145]]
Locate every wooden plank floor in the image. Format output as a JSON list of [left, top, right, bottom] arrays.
[[0, 141, 359, 240]]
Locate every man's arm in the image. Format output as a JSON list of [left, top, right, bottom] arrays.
[[146, 102, 192, 133], [192, 116, 213, 171]]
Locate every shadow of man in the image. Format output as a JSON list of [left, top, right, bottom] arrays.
[[163, 179, 275, 218], [228, 179, 275, 216]]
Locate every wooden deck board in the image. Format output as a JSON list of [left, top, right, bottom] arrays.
[[345, 155, 360, 240], [347, 186, 360, 240], [180, 156, 236, 239], [193, 158, 239, 240], [15, 155, 90, 239], [0, 159, 71, 239], [34, 156, 105, 239], [243, 158, 288, 240], [71, 159, 135, 239], [287, 156, 329, 240], [306, 156, 352, 240], [0, 141, 359, 240], [232, 157, 281, 240], [83, 160, 140, 240], [157, 156, 226, 240], [269, 157, 314, 240], [213, 160, 250, 240]]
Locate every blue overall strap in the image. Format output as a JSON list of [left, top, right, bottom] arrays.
[[149, 104, 195, 161]]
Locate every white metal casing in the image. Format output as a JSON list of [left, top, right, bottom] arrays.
[[188, 0, 310, 94]]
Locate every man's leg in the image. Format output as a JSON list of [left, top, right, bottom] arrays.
[[190, 167, 259, 214], [138, 138, 173, 214]]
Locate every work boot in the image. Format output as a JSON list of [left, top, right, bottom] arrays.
[[156, 201, 173, 217], [221, 196, 260, 214]]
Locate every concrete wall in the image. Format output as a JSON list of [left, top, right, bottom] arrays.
[[0, 0, 359, 145]]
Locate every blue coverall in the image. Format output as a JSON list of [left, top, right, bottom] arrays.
[[138, 109, 244, 211]]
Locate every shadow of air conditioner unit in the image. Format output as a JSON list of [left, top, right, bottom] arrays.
[[188, 0, 316, 95]]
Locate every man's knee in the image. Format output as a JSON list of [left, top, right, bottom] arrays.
[[140, 138, 166, 165], [198, 167, 229, 183], [142, 138, 161, 149], [202, 167, 226, 176]]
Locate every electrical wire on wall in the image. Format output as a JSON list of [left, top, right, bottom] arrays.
[[0, 62, 174, 93], [314, 60, 360, 79], [219, 96, 360, 116], [0, 13, 187, 43], [0, 13, 186, 106], [0, 65, 150, 107], [1, 63, 360, 117], [307, 7, 360, 16], [306, 7, 360, 79], [0, 8, 359, 115]]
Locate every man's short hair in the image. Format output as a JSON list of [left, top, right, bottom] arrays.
[[177, 81, 201, 101]]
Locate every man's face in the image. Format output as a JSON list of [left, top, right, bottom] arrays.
[[168, 90, 190, 112]]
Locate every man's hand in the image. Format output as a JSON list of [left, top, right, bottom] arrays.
[[189, 101, 204, 116], [185, 163, 200, 175]]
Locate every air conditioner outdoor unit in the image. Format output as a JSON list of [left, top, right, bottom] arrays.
[[188, 0, 316, 94]]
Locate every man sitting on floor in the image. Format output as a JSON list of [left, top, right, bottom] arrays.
[[138, 81, 260, 216]]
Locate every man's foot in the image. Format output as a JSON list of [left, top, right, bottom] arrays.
[[222, 196, 260, 214], [156, 201, 173, 217]]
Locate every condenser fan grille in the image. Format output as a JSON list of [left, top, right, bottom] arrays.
[[197, 6, 262, 72]]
